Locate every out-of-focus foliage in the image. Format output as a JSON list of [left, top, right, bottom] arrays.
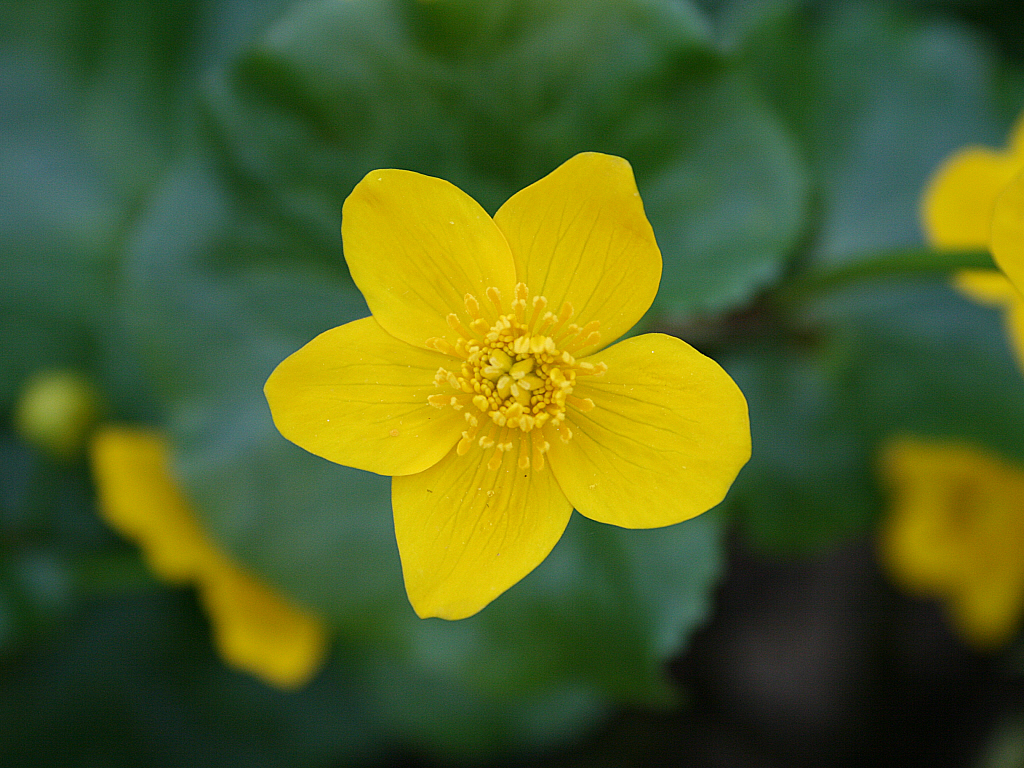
[[3, 0, 1024, 765]]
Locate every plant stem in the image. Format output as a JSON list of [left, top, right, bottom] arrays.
[[776, 248, 995, 310]]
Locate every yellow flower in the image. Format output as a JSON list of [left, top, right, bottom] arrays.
[[265, 152, 751, 620], [878, 438, 1024, 650], [91, 426, 329, 689], [992, 166, 1024, 299], [922, 113, 1024, 367]]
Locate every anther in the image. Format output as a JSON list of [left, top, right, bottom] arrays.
[[517, 436, 530, 469], [447, 313, 473, 340], [463, 293, 481, 319], [486, 286, 503, 313], [487, 449, 503, 471], [426, 337, 456, 356], [567, 395, 595, 412]]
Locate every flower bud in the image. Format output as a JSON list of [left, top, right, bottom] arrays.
[[14, 369, 102, 460]]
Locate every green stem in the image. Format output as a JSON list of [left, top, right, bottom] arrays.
[[776, 248, 995, 310]]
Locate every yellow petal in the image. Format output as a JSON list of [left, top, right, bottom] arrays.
[[199, 558, 329, 690], [877, 440, 971, 595], [264, 317, 465, 476], [878, 438, 1024, 651], [391, 438, 573, 620], [921, 147, 1021, 248], [342, 169, 517, 351], [547, 333, 750, 529], [991, 170, 1024, 295], [90, 427, 217, 583], [953, 269, 1019, 307], [949, 570, 1024, 651], [493, 153, 662, 357]]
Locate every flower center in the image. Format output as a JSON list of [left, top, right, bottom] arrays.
[[427, 283, 607, 471]]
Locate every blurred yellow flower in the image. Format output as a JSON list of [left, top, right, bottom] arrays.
[[879, 438, 1024, 650], [922, 113, 1024, 367], [265, 152, 750, 620], [992, 166, 1024, 298], [91, 427, 329, 689]]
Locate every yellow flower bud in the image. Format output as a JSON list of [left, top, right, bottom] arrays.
[[14, 369, 102, 460]]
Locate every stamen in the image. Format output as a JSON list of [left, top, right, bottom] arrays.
[[486, 286, 503, 314], [447, 313, 473, 340], [548, 301, 574, 337], [564, 321, 602, 352], [427, 286, 605, 471], [567, 395, 595, 412], [517, 434, 530, 469], [529, 295, 548, 328], [426, 337, 457, 356]]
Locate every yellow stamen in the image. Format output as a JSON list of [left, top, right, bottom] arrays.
[[428, 286, 606, 471], [486, 286, 503, 314]]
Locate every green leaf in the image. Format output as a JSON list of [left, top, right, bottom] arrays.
[[728, 275, 1024, 555], [808, 280, 1024, 466], [723, 343, 878, 554], [733, 1, 1005, 265], [204, 0, 807, 317]]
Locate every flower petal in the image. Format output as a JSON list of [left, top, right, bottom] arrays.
[[91, 427, 217, 582], [199, 559, 329, 690], [264, 317, 465, 476], [547, 333, 750, 529], [493, 153, 662, 356], [391, 437, 573, 619], [954, 268, 1020, 307], [991, 170, 1024, 295], [342, 168, 517, 350], [921, 147, 1021, 248]]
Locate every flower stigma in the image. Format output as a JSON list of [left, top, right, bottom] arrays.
[[426, 282, 607, 471]]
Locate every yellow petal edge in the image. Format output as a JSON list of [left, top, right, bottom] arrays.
[[91, 426, 329, 689], [392, 437, 573, 620]]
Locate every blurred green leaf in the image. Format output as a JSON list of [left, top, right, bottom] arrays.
[[723, 343, 877, 554], [732, 0, 1005, 264], [809, 280, 1024, 465], [205, 0, 807, 317], [727, 276, 1024, 554]]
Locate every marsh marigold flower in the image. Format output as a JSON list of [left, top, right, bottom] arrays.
[[922, 112, 1024, 366], [264, 152, 751, 620], [879, 438, 1024, 650], [91, 426, 329, 689]]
